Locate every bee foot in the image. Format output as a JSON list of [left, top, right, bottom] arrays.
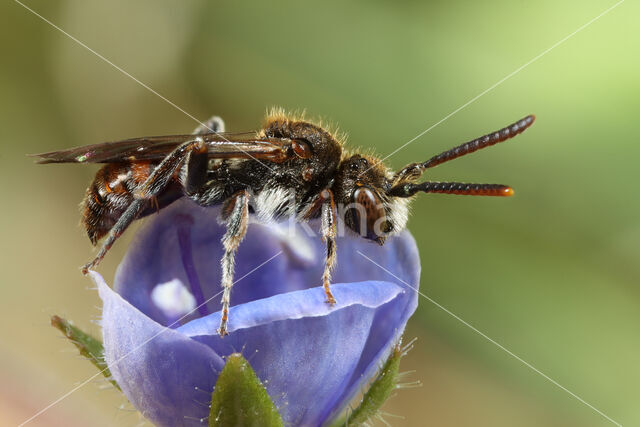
[[325, 295, 337, 306]]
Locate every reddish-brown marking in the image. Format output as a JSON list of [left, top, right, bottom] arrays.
[[131, 161, 152, 185], [353, 187, 386, 239], [100, 163, 133, 195]]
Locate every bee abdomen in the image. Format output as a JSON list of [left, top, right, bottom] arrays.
[[82, 162, 152, 244]]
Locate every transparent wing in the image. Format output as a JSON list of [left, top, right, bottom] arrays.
[[31, 132, 291, 164]]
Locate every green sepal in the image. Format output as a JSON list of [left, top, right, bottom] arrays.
[[209, 353, 283, 427], [51, 315, 120, 391], [333, 342, 405, 426]]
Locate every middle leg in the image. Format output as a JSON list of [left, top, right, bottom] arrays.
[[218, 190, 250, 336]]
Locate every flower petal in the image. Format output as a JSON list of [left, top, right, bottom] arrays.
[[94, 271, 226, 427], [107, 199, 421, 425], [113, 199, 419, 324], [113, 200, 321, 326], [150, 278, 197, 320], [177, 280, 411, 426], [326, 230, 420, 422]]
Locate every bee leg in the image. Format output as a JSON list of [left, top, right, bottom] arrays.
[[81, 199, 147, 274], [217, 190, 250, 337], [320, 190, 338, 305], [192, 116, 225, 135], [82, 140, 207, 274], [135, 139, 207, 200], [299, 189, 339, 305]]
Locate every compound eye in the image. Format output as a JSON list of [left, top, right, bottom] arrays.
[[292, 139, 312, 159], [351, 186, 389, 243]]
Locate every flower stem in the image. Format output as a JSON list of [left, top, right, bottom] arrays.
[[51, 315, 120, 391]]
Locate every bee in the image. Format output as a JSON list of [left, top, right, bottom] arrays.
[[34, 110, 535, 336]]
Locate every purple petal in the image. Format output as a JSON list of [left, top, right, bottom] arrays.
[[114, 199, 419, 324], [176, 280, 414, 426], [95, 271, 225, 427], [102, 199, 420, 426], [113, 200, 320, 327]]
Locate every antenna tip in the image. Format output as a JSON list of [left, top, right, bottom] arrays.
[[502, 187, 515, 196]]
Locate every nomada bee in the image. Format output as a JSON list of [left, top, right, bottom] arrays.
[[34, 110, 535, 335]]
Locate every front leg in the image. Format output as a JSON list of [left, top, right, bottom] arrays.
[[320, 190, 338, 305], [218, 190, 250, 336], [301, 189, 339, 305]]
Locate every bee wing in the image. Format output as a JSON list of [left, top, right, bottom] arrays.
[[31, 132, 292, 164]]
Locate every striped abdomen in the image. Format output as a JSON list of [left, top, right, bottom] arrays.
[[82, 162, 160, 244]]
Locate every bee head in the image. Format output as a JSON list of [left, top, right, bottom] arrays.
[[333, 154, 406, 245], [336, 115, 535, 245]]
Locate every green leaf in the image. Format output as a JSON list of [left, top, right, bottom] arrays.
[[50, 315, 120, 390], [209, 353, 283, 427], [334, 342, 407, 427]]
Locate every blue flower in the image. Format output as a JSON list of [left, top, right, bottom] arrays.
[[95, 198, 420, 426]]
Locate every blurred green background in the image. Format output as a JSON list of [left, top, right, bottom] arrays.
[[1, 1, 637, 426]]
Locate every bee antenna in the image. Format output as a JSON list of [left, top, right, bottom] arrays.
[[393, 115, 535, 183], [388, 182, 514, 198]]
